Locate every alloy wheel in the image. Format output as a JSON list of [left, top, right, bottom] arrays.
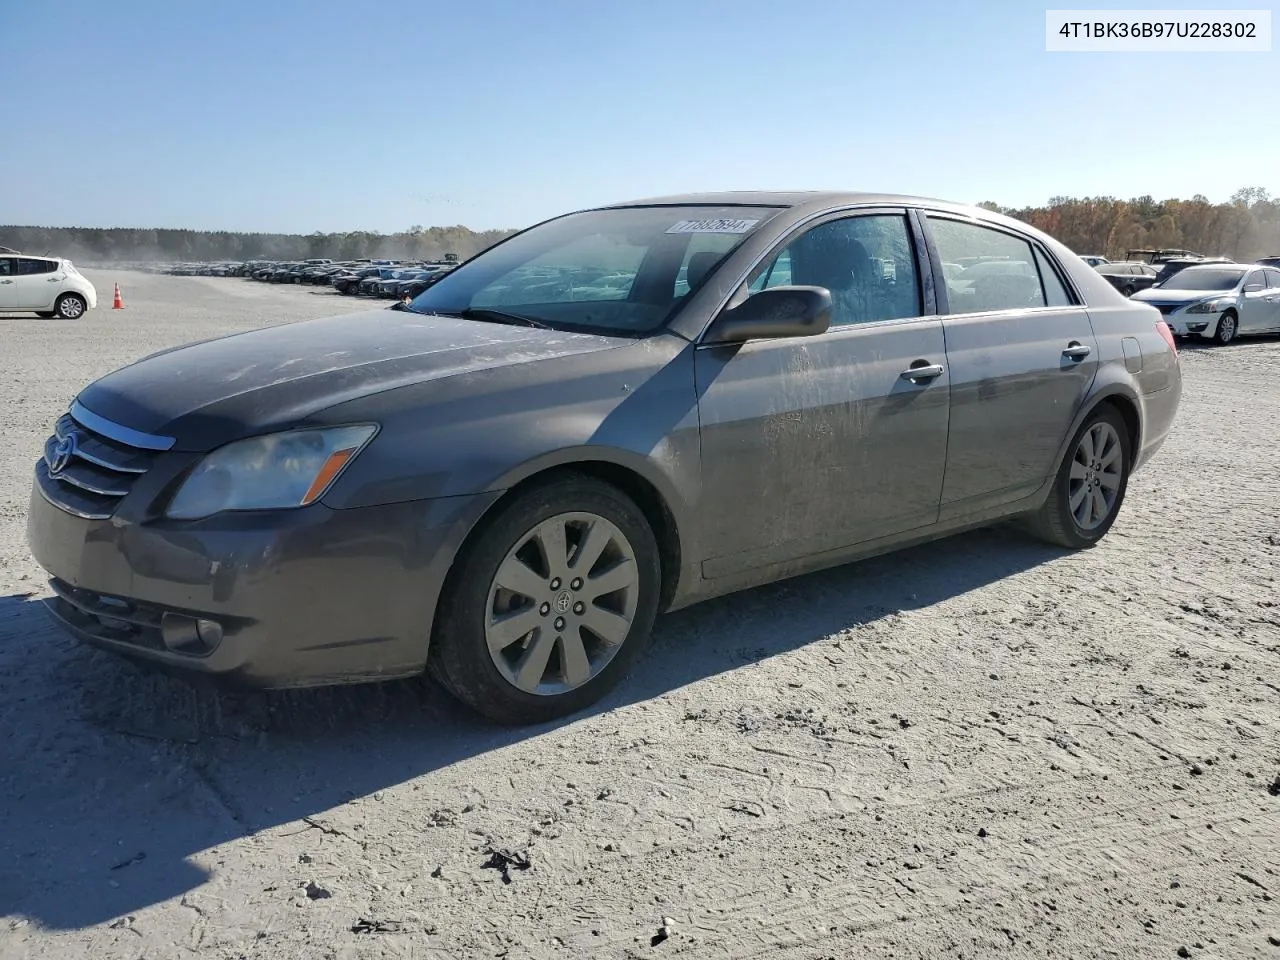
[[1067, 421, 1123, 530], [485, 512, 640, 696]]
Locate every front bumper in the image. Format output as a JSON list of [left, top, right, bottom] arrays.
[[26, 475, 500, 688], [1158, 309, 1219, 338]]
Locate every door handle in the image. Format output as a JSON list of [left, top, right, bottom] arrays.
[[900, 362, 945, 381], [1062, 342, 1092, 360], [0, 279, 12, 284]]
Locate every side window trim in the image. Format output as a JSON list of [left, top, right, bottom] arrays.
[[920, 211, 1084, 316]]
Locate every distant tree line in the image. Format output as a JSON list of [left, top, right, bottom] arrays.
[[3, 187, 1277, 265], [980, 186, 1279, 261], [0, 223, 518, 265]]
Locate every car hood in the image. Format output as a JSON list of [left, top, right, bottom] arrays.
[[1132, 287, 1233, 304], [75, 309, 624, 451]]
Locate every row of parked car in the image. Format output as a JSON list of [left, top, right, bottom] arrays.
[[147, 256, 464, 300], [1076, 250, 1280, 345]]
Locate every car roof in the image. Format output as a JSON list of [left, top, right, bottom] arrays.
[[1176, 262, 1248, 272], [596, 189, 976, 212]]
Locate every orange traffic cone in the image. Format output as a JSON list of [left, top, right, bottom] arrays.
[[112, 283, 124, 309]]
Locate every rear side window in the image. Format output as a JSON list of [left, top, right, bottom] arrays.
[[16, 258, 57, 276], [1033, 247, 1073, 306], [927, 217, 1058, 314], [1264, 268, 1280, 289]]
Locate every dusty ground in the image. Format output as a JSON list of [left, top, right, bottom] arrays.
[[1, 270, 1277, 960]]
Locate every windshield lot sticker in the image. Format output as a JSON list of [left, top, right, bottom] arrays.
[[666, 219, 760, 234]]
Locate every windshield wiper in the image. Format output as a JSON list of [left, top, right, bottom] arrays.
[[452, 307, 552, 329]]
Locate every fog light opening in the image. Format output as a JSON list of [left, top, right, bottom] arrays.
[[160, 613, 223, 655]]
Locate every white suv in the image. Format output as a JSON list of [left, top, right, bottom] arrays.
[[0, 254, 98, 319]]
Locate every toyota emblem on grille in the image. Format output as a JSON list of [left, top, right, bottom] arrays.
[[48, 432, 79, 476]]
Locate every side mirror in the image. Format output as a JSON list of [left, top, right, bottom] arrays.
[[1243, 283, 1264, 293], [703, 286, 832, 345]]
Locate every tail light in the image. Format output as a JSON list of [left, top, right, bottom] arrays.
[[1155, 319, 1178, 358]]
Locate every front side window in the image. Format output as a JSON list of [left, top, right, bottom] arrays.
[[928, 217, 1056, 314], [410, 205, 782, 335], [0, 259, 12, 277], [745, 214, 921, 326]]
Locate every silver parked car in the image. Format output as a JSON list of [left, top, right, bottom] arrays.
[[1131, 262, 1280, 343], [26, 192, 1182, 724]]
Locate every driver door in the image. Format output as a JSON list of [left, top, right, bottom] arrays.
[[694, 210, 950, 579], [1240, 268, 1280, 333]]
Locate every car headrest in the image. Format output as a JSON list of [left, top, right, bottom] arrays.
[[684, 251, 722, 291]]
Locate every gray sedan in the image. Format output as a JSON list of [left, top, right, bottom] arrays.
[[26, 192, 1182, 724]]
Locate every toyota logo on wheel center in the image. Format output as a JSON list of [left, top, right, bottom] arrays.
[[554, 590, 572, 613]]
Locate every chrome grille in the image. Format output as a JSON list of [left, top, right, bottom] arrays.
[[36, 403, 170, 520]]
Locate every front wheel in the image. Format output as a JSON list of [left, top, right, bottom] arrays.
[[54, 294, 86, 319], [1023, 405, 1132, 549], [428, 475, 662, 725], [1213, 311, 1237, 345]]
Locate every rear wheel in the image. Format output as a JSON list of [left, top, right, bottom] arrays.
[[1024, 405, 1132, 549], [429, 475, 662, 725], [1213, 311, 1237, 345], [54, 294, 86, 319]]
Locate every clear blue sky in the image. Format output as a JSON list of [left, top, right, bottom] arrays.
[[2, 0, 1275, 233]]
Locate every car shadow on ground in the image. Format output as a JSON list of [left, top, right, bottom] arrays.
[[0, 524, 1065, 931]]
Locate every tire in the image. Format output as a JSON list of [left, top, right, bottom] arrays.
[[1121, 285, 1135, 297], [1213, 311, 1237, 345], [54, 294, 86, 319], [36, 311, 55, 318], [428, 474, 662, 725], [1023, 404, 1132, 550]]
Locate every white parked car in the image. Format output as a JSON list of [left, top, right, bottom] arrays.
[[1131, 262, 1280, 344], [0, 254, 98, 319]]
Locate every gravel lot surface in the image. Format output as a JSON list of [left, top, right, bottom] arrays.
[[1, 270, 1278, 959]]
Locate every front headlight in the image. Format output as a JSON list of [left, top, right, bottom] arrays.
[[1186, 298, 1228, 314], [166, 424, 377, 520]]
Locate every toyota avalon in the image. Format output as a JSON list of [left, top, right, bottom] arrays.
[[26, 192, 1182, 724]]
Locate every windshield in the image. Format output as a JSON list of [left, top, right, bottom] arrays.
[[408, 205, 783, 334], [1159, 267, 1246, 291]]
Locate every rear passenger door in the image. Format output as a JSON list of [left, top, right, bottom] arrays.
[[922, 214, 1100, 518], [11, 257, 60, 309]]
